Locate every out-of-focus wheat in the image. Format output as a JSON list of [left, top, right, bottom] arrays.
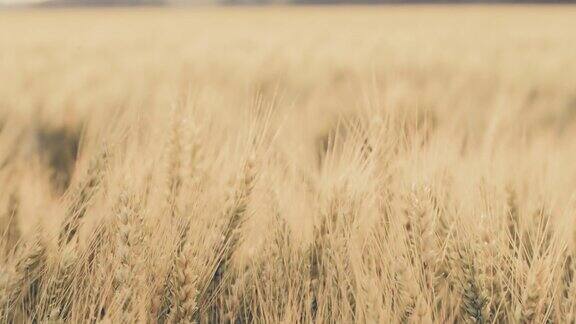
[[1, 6, 576, 323]]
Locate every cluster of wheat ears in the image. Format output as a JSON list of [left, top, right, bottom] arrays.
[[2, 7, 576, 324]]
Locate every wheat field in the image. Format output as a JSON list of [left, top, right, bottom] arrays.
[[1, 6, 576, 323]]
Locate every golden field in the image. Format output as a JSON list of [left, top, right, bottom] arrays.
[[1, 6, 576, 323]]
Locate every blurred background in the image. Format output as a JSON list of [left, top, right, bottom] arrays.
[[1, 0, 575, 7]]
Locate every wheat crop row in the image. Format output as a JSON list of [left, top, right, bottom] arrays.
[[1, 7, 576, 323]]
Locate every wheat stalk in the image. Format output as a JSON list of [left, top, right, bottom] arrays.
[[198, 155, 256, 321], [59, 148, 109, 246]]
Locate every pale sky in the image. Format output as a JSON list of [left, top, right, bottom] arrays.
[[0, 0, 47, 4]]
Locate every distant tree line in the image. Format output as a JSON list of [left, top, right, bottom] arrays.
[[292, 0, 575, 2], [41, 0, 165, 6], [41, 0, 576, 6]]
